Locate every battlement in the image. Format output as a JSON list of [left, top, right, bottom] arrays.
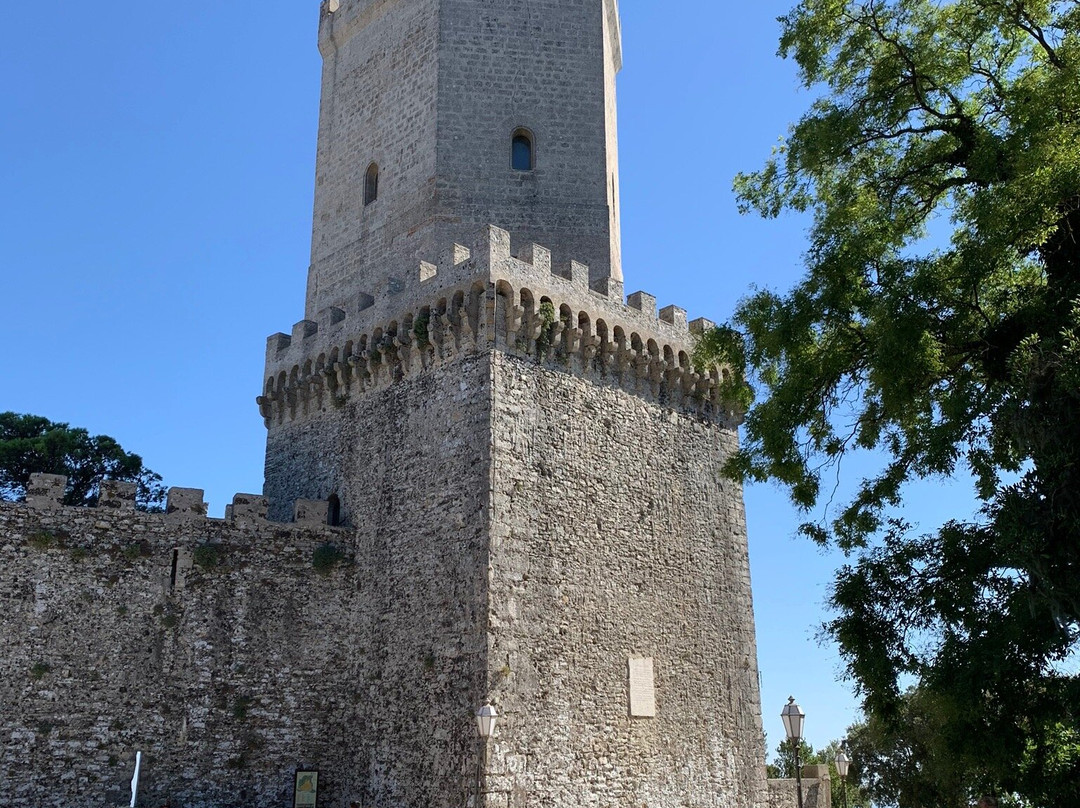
[[260, 226, 734, 426], [19, 473, 341, 530]]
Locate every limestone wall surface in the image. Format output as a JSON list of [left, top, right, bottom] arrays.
[[264, 352, 493, 808], [307, 0, 623, 317], [0, 489, 359, 807], [483, 351, 766, 808]]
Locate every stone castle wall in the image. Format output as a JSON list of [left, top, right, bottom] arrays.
[[0, 482, 363, 807], [254, 216, 767, 806], [484, 351, 766, 807]]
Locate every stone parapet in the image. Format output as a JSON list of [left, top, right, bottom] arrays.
[[260, 225, 737, 427], [15, 473, 341, 532], [767, 768, 833, 808]]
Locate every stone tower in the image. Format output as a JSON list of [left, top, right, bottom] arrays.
[[258, 0, 768, 806], [306, 0, 623, 318]]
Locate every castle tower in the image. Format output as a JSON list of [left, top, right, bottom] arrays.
[[306, 0, 624, 320], [258, 1, 768, 806]]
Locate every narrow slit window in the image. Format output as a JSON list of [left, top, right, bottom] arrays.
[[511, 130, 534, 171], [364, 163, 379, 205], [327, 494, 341, 527]]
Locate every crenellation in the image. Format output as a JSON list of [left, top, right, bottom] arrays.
[[292, 499, 330, 527], [98, 480, 137, 509], [626, 289, 658, 316], [690, 316, 717, 334], [262, 226, 729, 430], [25, 473, 66, 508], [659, 304, 688, 329], [164, 487, 208, 520], [228, 493, 269, 524]]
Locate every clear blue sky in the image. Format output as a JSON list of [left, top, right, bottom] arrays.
[[0, 0, 977, 758]]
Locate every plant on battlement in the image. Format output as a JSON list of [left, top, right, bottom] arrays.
[[312, 542, 347, 575], [413, 312, 431, 348], [193, 542, 223, 570], [29, 661, 50, 680], [0, 412, 167, 511], [26, 529, 61, 551], [534, 301, 557, 358]]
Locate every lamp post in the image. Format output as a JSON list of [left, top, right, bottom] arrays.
[[835, 746, 851, 808], [781, 697, 805, 808], [475, 704, 498, 808]]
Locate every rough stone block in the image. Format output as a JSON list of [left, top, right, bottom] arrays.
[[99, 481, 137, 509], [166, 487, 207, 519], [293, 499, 330, 526], [230, 493, 269, 522], [292, 319, 319, 341], [626, 290, 657, 316], [318, 306, 346, 328], [569, 260, 589, 288], [267, 332, 292, 355], [595, 276, 624, 301], [659, 304, 688, 330], [25, 473, 66, 508], [451, 243, 471, 266], [688, 317, 716, 335], [518, 243, 551, 275]]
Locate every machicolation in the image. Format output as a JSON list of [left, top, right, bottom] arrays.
[[260, 226, 738, 428]]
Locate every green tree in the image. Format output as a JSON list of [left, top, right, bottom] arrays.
[[845, 688, 976, 808], [768, 738, 820, 779], [708, 1, 1080, 804], [0, 412, 166, 511]]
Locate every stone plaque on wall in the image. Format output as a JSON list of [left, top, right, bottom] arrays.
[[628, 657, 656, 717]]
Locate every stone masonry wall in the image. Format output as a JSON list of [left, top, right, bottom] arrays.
[[483, 352, 767, 808], [264, 352, 494, 808], [0, 488, 361, 807], [307, 0, 623, 317]]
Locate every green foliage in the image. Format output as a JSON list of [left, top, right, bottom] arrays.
[[192, 543, 223, 570], [535, 300, 558, 357], [232, 694, 254, 721], [29, 661, 50, 680], [845, 688, 1002, 808], [692, 324, 756, 412], [0, 412, 166, 511], [769, 738, 820, 779], [312, 542, 346, 575], [26, 530, 59, 551], [121, 540, 151, 561], [412, 312, 431, 347], [69, 546, 89, 563], [731, 2, 1080, 804]]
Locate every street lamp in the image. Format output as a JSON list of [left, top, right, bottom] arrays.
[[476, 704, 498, 739], [781, 697, 805, 808], [475, 704, 498, 807], [836, 746, 851, 808]]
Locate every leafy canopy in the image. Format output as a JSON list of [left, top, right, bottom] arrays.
[[711, 0, 1080, 804], [0, 412, 166, 511]]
